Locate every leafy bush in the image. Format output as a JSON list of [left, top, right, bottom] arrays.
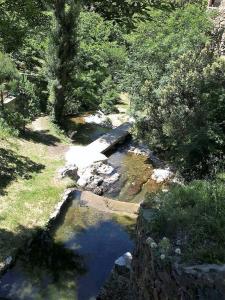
[[123, 5, 225, 178], [9, 77, 40, 129], [146, 180, 225, 264], [0, 116, 19, 139]]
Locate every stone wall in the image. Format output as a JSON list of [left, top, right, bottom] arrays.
[[98, 205, 225, 300], [129, 206, 225, 300], [4, 96, 17, 111]]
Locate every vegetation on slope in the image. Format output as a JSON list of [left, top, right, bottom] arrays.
[[124, 4, 225, 179], [145, 179, 225, 264]]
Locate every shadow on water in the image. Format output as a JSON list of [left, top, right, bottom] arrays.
[[63, 116, 110, 145], [54, 200, 135, 300], [0, 226, 86, 300], [64, 218, 134, 300], [0, 148, 45, 196], [0, 198, 134, 300]]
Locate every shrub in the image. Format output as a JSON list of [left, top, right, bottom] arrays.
[[0, 116, 19, 139], [146, 180, 225, 264]]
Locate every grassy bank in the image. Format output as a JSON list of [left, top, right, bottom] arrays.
[[0, 117, 72, 265]]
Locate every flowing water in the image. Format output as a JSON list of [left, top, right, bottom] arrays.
[[64, 115, 163, 203], [0, 116, 162, 300], [105, 144, 163, 203]]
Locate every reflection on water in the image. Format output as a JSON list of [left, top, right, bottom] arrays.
[[106, 145, 163, 203], [55, 204, 134, 300], [0, 204, 134, 300]]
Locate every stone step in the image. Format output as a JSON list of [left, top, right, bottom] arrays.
[[77, 190, 140, 218]]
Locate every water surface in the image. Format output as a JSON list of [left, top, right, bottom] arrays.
[[105, 144, 163, 203], [64, 115, 110, 145], [0, 202, 134, 300]]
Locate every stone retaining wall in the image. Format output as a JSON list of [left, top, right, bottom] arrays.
[[0, 189, 74, 276], [130, 206, 225, 300], [98, 205, 225, 300]]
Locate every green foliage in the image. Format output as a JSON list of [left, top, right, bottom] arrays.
[[146, 180, 225, 263], [14, 77, 40, 127], [65, 11, 127, 115], [84, 0, 203, 31], [47, 0, 80, 125], [124, 5, 225, 178], [0, 0, 49, 52], [0, 51, 19, 117], [0, 52, 40, 133], [0, 116, 19, 139]]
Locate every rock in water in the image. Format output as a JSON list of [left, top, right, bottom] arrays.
[[115, 252, 133, 271], [151, 168, 173, 183]]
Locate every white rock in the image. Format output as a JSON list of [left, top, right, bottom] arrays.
[[58, 164, 78, 179], [5, 256, 13, 265], [128, 144, 152, 157], [104, 173, 120, 185], [97, 163, 114, 175], [77, 177, 89, 188], [84, 111, 107, 125], [151, 168, 173, 183], [87, 175, 104, 188], [129, 117, 135, 123], [115, 252, 133, 269]]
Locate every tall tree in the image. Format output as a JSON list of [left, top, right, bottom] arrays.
[[48, 0, 80, 125]]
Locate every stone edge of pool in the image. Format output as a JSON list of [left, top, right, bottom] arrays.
[[0, 188, 140, 276]]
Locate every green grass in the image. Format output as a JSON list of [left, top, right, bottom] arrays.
[[145, 180, 225, 264], [0, 117, 72, 263]]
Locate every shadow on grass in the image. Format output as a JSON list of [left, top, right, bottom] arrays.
[[0, 226, 86, 300], [21, 129, 61, 146], [0, 148, 45, 195]]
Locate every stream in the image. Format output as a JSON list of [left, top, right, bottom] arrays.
[[0, 115, 162, 300]]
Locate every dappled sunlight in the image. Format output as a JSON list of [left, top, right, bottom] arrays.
[[0, 148, 45, 196]]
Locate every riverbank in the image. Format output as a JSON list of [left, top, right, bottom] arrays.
[[0, 116, 73, 269]]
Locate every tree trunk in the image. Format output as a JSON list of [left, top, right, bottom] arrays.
[[0, 90, 4, 112]]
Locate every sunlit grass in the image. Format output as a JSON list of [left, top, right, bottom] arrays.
[[0, 117, 72, 262]]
